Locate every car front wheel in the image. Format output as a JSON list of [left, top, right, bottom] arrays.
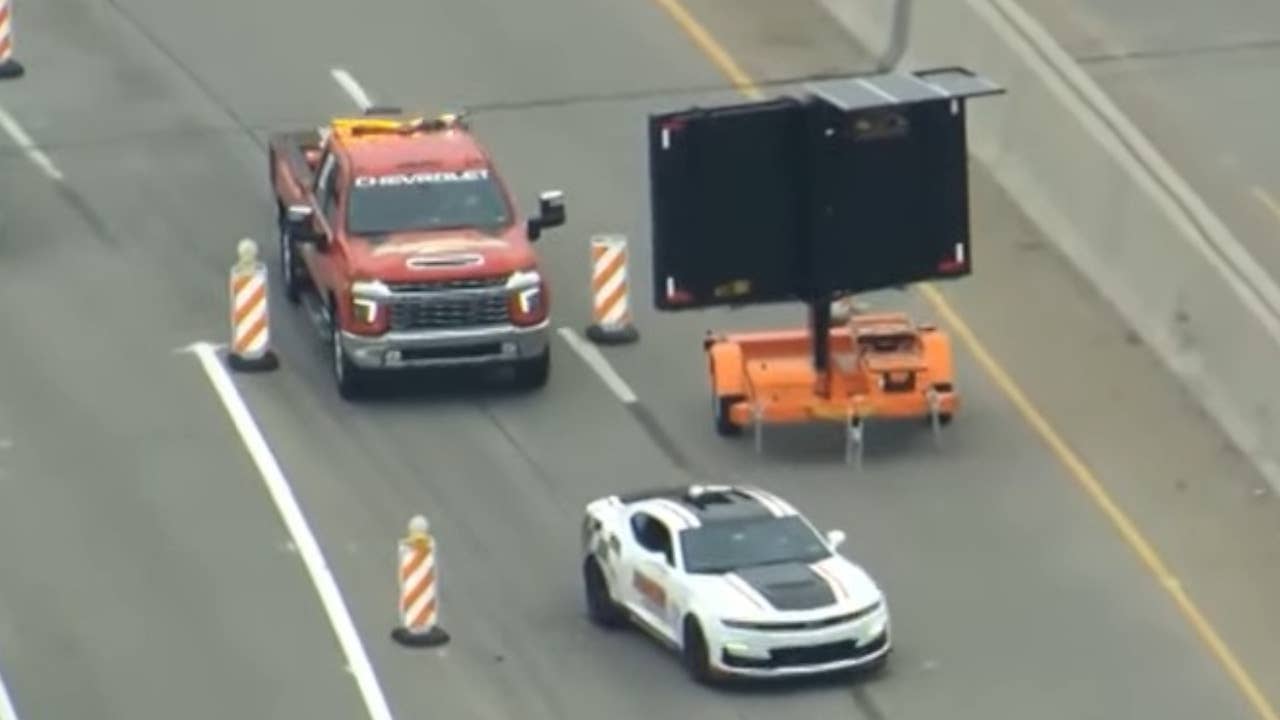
[[583, 557, 624, 628], [682, 617, 715, 685]]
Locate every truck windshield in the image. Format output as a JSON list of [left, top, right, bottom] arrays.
[[680, 516, 831, 574], [346, 168, 511, 235]]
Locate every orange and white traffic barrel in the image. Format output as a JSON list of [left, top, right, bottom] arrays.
[[227, 238, 279, 372], [392, 515, 450, 647], [585, 234, 639, 345], [0, 0, 24, 80]]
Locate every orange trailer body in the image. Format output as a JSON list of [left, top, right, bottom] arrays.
[[704, 311, 958, 435]]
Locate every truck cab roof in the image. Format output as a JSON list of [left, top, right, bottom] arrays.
[[325, 114, 493, 177]]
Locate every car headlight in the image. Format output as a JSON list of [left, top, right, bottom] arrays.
[[722, 641, 769, 659]]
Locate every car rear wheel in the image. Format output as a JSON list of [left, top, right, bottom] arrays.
[[682, 617, 715, 685], [583, 557, 624, 629]]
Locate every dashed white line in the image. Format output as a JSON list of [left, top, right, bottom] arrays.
[[556, 326, 638, 404], [0, 663, 21, 720], [330, 68, 374, 111], [0, 104, 64, 181], [184, 341, 394, 720]]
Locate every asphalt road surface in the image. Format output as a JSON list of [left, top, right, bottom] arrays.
[[0, 0, 1277, 718], [1014, 0, 1280, 286]]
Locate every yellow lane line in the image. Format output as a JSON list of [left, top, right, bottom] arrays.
[[1252, 186, 1280, 223]]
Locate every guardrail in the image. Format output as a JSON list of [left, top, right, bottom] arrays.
[[817, 0, 1280, 490]]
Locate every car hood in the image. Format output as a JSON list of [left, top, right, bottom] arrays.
[[691, 556, 882, 619], [344, 227, 537, 282]]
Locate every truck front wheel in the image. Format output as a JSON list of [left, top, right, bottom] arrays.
[[330, 312, 365, 399]]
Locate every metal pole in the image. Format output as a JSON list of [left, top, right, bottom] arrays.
[[876, 0, 913, 72]]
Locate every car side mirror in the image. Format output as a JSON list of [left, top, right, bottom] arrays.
[[826, 529, 847, 549], [526, 189, 565, 241]]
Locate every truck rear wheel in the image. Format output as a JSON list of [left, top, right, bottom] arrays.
[[278, 215, 303, 304]]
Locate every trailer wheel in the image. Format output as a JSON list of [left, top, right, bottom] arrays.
[[713, 393, 745, 437]]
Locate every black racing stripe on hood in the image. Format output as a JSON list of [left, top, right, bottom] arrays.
[[733, 563, 836, 611]]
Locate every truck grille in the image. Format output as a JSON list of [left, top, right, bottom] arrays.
[[388, 293, 509, 330], [387, 277, 506, 293]]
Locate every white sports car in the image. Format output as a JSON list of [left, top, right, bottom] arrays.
[[580, 483, 891, 682]]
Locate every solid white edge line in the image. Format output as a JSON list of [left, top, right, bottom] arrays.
[[184, 342, 394, 720], [330, 68, 374, 111], [556, 327, 638, 404], [0, 104, 65, 182], [0, 663, 20, 720]]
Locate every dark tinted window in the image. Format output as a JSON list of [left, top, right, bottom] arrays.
[[346, 168, 511, 235], [680, 516, 830, 574]]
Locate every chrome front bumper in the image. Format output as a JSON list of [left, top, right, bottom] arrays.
[[340, 321, 549, 370]]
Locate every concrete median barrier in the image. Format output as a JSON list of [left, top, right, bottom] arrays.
[[817, 0, 1280, 489]]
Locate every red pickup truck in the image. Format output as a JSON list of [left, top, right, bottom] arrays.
[[268, 111, 565, 398]]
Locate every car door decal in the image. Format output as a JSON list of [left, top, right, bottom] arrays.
[[632, 570, 667, 611]]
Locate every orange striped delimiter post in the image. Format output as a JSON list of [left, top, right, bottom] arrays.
[[584, 234, 639, 345], [227, 238, 279, 372], [0, 0, 24, 80], [392, 515, 450, 647]]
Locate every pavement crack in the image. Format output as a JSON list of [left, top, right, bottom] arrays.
[[54, 181, 119, 246], [851, 685, 887, 720], [103, 0, 266, 152], [478, 402, 557, 493], [626, 401, 696, 474]]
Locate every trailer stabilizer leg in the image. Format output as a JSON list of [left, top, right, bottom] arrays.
[[926, 388, 942, 448], [753, 402, 764, 455], [846, 413, 864, 468]]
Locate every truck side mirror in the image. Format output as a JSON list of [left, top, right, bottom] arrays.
[[286, 204, 326, 249], [286, 204, 314, 225], [527, 189, 565, 241]]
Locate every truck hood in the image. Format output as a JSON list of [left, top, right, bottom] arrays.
[[344, 227, 537, 282]]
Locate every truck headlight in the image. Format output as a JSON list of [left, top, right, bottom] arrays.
[[352, 298, 378, 324], [349, 280, 389, 326], [507, 269, 546, 324]]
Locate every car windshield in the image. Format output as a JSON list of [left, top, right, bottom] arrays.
[[346, 168, 511, 235], [680, 516, 832, 574]]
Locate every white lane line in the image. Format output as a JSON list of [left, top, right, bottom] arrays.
[[0, 664, 21, 720], [556, 327, 638, 404], [0, 104, 64, 181], [330, 68, 373, 111], [183, 341, 394, 720]]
